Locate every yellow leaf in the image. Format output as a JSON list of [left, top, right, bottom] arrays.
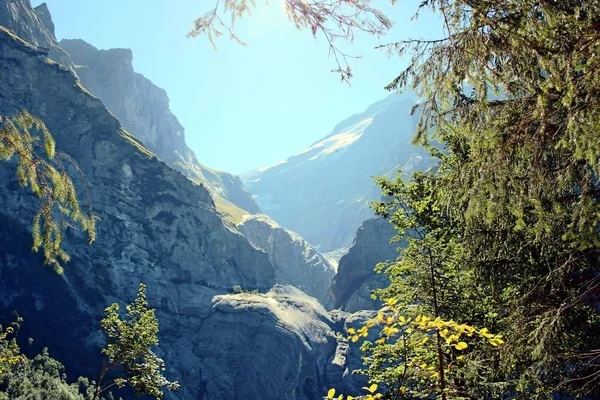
[[454, 341, 468, 350], [479, 327, 494, 339], [347, 328, 356, 334], [351, 335, 359, 343], [362, 384, 377, 393], [399, 316, 406, 324], [327, 388, 336, 399], [489, 338, 505, 347], [338, 395, 344, 400], [348, 397, 354, 400]]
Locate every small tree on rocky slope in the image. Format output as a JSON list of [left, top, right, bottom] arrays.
[[93, 283, 179, 400]]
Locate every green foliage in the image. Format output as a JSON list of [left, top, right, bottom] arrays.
[[0, 320, 90, 400], [0, 323, 23, 375], [352, 1, 600, 398], [0, 347, 87, 400], [93, 283, 179, 400], [0, 110, 97, 273]]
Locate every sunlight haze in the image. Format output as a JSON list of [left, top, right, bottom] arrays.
[[33, 0, 439, 173]]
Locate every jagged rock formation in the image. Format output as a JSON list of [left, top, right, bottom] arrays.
[[58, 38, 260, 218], [0, 0, 72, 68], [0, 22, 279, 398], [0, 3, 375, 398], [328, 218, 399, 312], [242, 94, 431, 252], [238, 214, 336, 304]]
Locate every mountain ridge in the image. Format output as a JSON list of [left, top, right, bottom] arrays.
[[242, 93, 431, 251]]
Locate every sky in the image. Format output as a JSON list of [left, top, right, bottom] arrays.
[[32, 0, 440, 174]]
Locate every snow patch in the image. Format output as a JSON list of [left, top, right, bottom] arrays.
[[256, 160, 288, 173]]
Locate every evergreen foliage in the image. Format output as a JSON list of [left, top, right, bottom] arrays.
[[0, 319, 88, 400], [315, 0, 600, 398], [354, 0, 600, 398], [93, 283, 179, 400], [0, 111, 96, 273]]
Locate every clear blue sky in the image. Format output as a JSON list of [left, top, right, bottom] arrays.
[[33, 0, 440, 174]]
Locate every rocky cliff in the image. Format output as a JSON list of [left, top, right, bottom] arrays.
[[0, 0, 72, 68], [328, 218, 399, 312], [0, 2, 377, 398], [242, 94, 430, 252], [58, 38, 261, 218], [0, 21, 337, 399], [238, 214, 336, 304]]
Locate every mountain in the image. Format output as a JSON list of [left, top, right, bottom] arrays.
[[327, 217, 399, 312], [242, 94, 430, 252], [0, 0, 72, 68], [0, 20, 278, 395], [238, 214, 336, 304], [57, 38, 261, 221], [0, 2, 371, 398]]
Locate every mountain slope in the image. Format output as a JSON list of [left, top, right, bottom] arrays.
[[238, 214, 336, 304], [0, 22, 279, 398], [0, 4, 369, 397], [242, 94, 430, 251], [57, 38, 260, 219]]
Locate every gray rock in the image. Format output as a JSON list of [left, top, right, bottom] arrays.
[[0, 0, 54, 48], [242, 95, 431, 252], [0, 24, 274, 398], [0, 4, 402, 399], [238, 214, 336, 304], [0, 0, 73, 69], [58, 38, 260, 216], [32, 3, 54, 40], [193, 285, 338, 399], [328, 218, 399, 312]]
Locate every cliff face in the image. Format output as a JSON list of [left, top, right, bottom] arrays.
[[0, 2, 412, 398], [195, 285, 338, 399], [238, 214, 336, 304], [0, 0, 72, 68], [0, 4, 370, 398], [328, 218, 399, 312], [58, 38, 260, 217], [0, 23, 279, 398], [242, 94, 430, 252]]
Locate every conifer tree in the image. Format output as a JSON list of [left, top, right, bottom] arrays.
[[0, 110, 96, 273], [93, 283, 179, 400]]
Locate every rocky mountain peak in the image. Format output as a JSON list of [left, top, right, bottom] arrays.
[[33, 2, 54, 40]]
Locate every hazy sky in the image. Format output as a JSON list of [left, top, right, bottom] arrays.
[[33, 0, 440, 174]]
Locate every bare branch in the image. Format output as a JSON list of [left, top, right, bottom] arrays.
[[189, 0, 392, 82]]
